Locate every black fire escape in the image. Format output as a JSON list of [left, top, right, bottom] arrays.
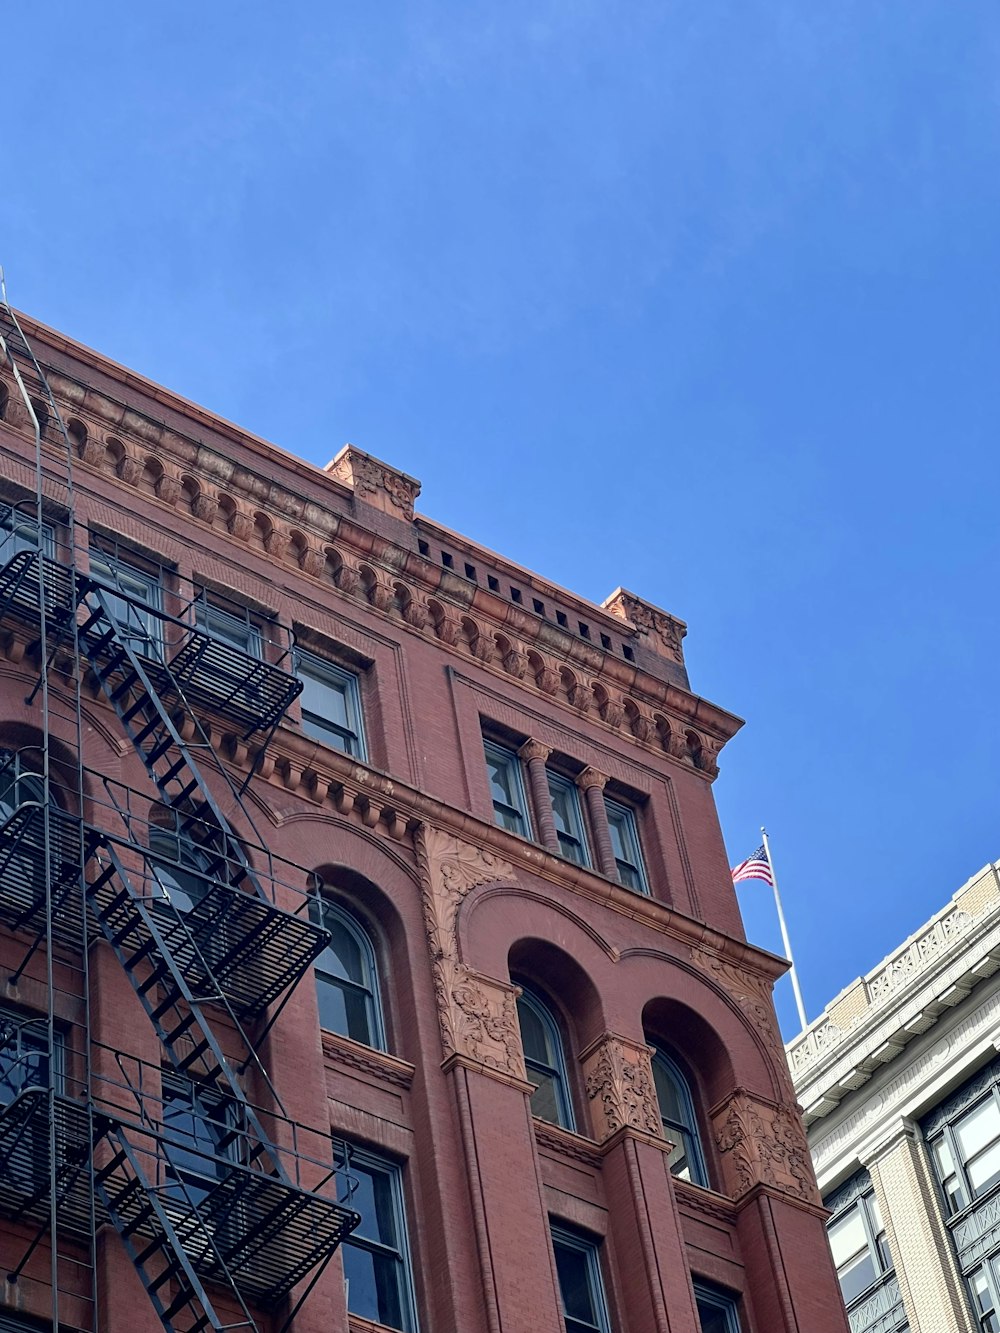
[[0, 298, 360, 1332]]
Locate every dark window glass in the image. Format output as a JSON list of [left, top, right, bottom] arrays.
[[160, 1072, 240, 1207], [547, 772, 589, 867], [295, 649, 365, 758], [312, 899, 385, 1050], [339, 1146, 416, 1332], [150, 822, 212, 915], [651, 1049, 708, 1187], [970, 1266, 1000, 1332], [694, 1281, 741, 1333], [551, 1226, 611, 1333], [604, 798, 648, 893], [484, 742, 530, 837], [517, 988, 574, 1131]]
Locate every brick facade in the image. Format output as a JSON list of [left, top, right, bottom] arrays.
[[0, 312, 849, 1332]]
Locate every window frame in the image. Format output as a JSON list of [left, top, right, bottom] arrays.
[[294, 647, 366, 759], [650, 1047, 710, 1188], [483, 740, 532, 838], [550, 1223, 613, 1333], [311, 897, 387, 1052], [516, 985, 576, 1132], [967, 1261, 1000, 1332], [927, 1084, 1000, 1218], [824, 1174, 894, 1310], [338, 1142, 419, 1333], [603, 797, 649, 894], [0, 508, 55, 563], [88, 545, 164, 653], [693, 1279, 742, 1333], [194, 595, 263, 659], [546, 770, 590, 867]]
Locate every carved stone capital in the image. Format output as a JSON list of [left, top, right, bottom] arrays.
[[576, 767, 608, 792], [518, 738, 551, 764], [415, 826, 518, 1074], [581, 1033, 661, 1142], [712, 1088, 819, 1205], [326, 444, 421, 522]]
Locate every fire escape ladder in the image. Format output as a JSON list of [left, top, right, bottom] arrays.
[[94, 1122, 256, 1333], [86, 839, 289, 1183]]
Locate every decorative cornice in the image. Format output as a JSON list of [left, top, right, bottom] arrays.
[[532, 1118, 604, 1168], [320, 1031, 415, 1090], [0, 341, 742, 776], [789, 867, 1000, 1123], [672, 1177, 738, 1226]]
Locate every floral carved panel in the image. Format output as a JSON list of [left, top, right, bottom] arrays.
[[581, 1033, 662, 1142], [415, 825, 523, 1078], [712, 1089, 820, 1205]]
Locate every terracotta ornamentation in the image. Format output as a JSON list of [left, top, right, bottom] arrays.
[[713, 1089, 819, 1204], [582, 1033, 662, 1141], [415, 826, 523, 1078]]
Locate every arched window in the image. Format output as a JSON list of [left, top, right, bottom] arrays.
[[149, 820, 212, 915], [516, 986, 575, 1131], [312, 899, 386, 1051], [651, 1048, 709, 1187], [0, 749, 48, 912]]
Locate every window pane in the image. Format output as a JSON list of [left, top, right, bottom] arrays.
[[551, 1231, 609, 1333], [652, 1051, 707, 1187], [195, 602, 262, 656], [968, 1140, 1000, 1197], [956, 1100, 1000, 1163], [341, 1153, 413, 1332], [517, 997, 552, 1065], [313, 903, 382, 1050], [296, 652, 364, 757], [343, 1241, 405, 1329], [526, 1069, 563, 1124], [485, 743, 528, 835], [548, 774, 589, 867], [605, 801, 647, 892], [828, 1207, 868, 1270]]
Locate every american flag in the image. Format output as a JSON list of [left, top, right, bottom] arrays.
[[731, 844, 774, 887]]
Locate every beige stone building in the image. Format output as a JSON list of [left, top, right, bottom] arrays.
[[789, 861, 1000, 1333]]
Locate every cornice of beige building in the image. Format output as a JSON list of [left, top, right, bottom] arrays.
[[788, 861, 1000, 1333]]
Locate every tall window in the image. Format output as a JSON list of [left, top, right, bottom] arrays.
[[0, 750, 49, 906], [339, 1144, 417, 1332], [547, 772, 589, 866], [550, 1225, 612, 1333], [312, 899, 386, 1050], [516, 987, 575, 1131], [824, 1173, 893, 1307], [651, 1048, 708, 1187], [160, 1071, 241, 1208], [694, 1280, 742, 1333], [927, 1085, 1000, 1216], [149, 820, 213, 915], [295, 649, 365, 758], [968, 1265, 1000, 1331], [604, 799, 648, 893], [484, 741, 531, 837], [0, 1010, 60, 1196], [88, 547, 162, 652]]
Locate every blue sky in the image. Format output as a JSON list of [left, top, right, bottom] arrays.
[[5, 2, 1000, 1036]]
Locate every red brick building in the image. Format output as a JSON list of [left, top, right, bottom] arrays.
[[0, 305, 848, 1333]]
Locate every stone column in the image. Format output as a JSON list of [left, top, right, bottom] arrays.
[[579, 1032, 702, 1333], [576, 768, 616, 878], [865, 1120, 974, 1333], [519, 739, 559, 853]]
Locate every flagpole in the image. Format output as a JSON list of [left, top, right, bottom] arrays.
[[760, 826, 808, 1032]]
